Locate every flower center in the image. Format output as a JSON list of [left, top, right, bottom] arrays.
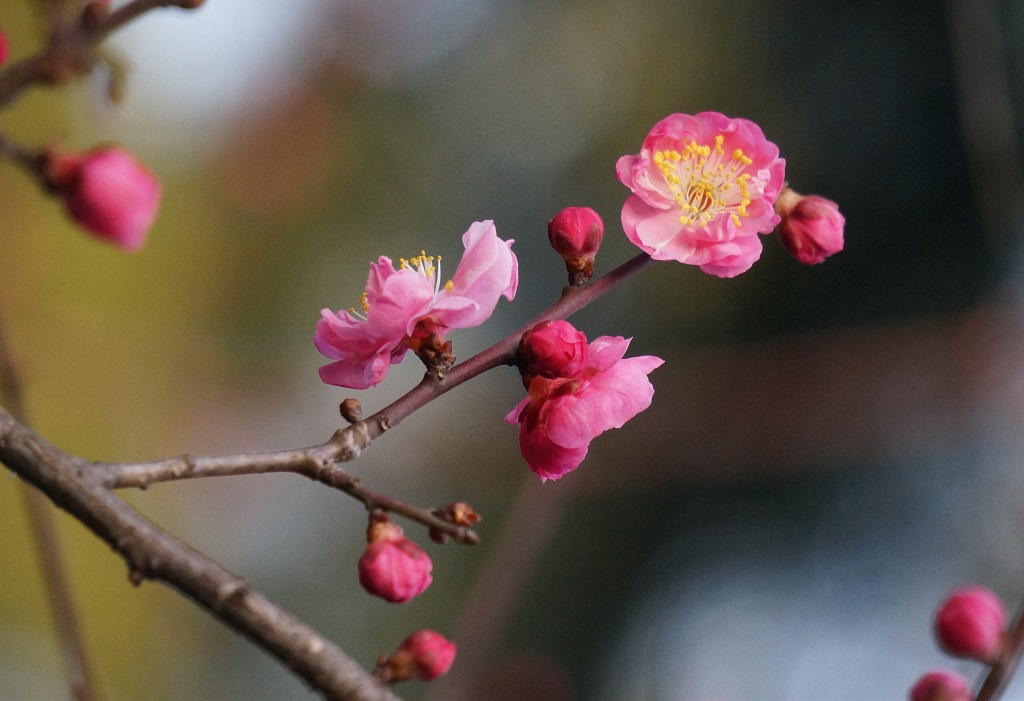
[[399, 250, 454, 298], [348, 251, 454, 320], [654, 135, 755, 229]]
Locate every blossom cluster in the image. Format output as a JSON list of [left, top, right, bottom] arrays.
[[314, 111, 845, 483], [311, 114, 846, 661]]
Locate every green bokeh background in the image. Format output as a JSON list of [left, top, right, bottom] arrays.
[[2, 1, 1022, 699]]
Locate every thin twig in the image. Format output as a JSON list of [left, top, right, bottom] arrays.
[[0, 0, 204, 109], [0, 305, 102, 701], [97, 425, 479, 544]]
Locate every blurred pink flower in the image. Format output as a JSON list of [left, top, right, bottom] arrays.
[[315, 220, 518, 389], [506, 332, 663, 481], [616, 112, 785, 277], [935, 585, 1007, 663], [397, 630, 457, 681], [0, 30, 9, 65], [50, 147, 161, 252], [909, 670, 972, 701], [776, 191, 845, 265]]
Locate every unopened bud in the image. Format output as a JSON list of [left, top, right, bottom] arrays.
[[548, 206, 604, 286], [775, 189, 844, 265], [376, 630, 457, 684], [518, 320, 588, 384], [909, 670, 973, 701], [339, 398, 362, 423], [359, 512, 432, 603], [47, 146, 160, 252], [935, 586, 1007, 663]]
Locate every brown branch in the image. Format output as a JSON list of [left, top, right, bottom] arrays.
[[0, 406, 399, 701], [975, 604, 1024, 701], [97, 426, 479, 544], [0, 0, 204, 110]]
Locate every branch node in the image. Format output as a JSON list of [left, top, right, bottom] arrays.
[[214, 578, 249, 610], [127, 568, 146, 586]]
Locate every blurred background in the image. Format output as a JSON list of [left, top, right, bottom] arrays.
[[2, 0, 1024, 698]]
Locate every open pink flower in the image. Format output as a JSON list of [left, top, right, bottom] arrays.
[[616, 112, 785, 278], [506, 331, 663, 481], [315, 220, 518, 389]]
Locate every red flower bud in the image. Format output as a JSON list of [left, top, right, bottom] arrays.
[[775, 189, 844, 265], [0, 31, 9, 66], [909, 670, 973, 701], [398, 630, 457, 681], [519, 320, 588, 383], [935, 586, 1007, 663], [548, 206, 604, 286], [48, 147, 161, 252], [377, 630, 457, 684], [358, 514, 432, 603]]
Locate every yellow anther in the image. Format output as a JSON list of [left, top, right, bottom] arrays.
[[715, 135, 724, 153], [444, 280, 454, 291]]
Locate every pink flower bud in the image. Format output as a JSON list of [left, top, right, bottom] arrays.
[[48, 147, 161, 252], [398, 630, 457, 681], [376, 629, 457, 684], [909, 670, 973, 701], [935, 586, 1007, 663], [0, 31, 9, 66], [519, 320, 589, 382], [775, 190, 844, 265], [358, 515, 432, 603], [548, 206, 604, 286]]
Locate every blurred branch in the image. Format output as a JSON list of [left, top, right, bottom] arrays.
[[0, 0, 204, 110], [944, 0, 1024, 246], [0, 304, 102, 701], [977, 605, 1024, 701], [0, 405, 399, 701]]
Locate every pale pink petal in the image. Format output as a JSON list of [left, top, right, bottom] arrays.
[[439, 220, 518, 329], [505, 396, 531, 425]]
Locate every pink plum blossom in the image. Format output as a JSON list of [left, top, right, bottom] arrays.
[[506, 330, 663, 481], [315, 220, 518, 389], [616, 112, 785, 278]]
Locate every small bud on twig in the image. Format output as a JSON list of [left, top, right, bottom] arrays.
[[375, 630, 457, 684], [548, 206, 604, 286], [339, 398, 362, 424]]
